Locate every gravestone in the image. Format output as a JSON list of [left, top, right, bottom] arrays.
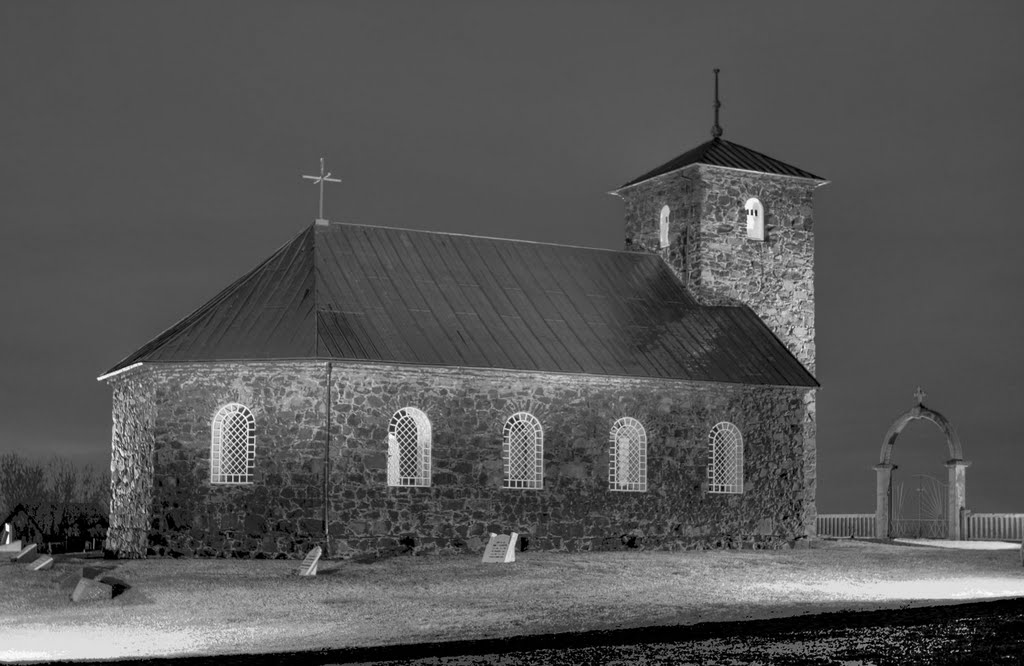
[[0, 539, 22, 554], [481, 532, 518, 563], [12, 543, 37, 562], [27, 555, 53, 571], [297, 546, 322, 576], [71, 577, 112, 603]]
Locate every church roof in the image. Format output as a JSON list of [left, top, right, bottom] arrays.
[[104, 222, 816, 387], [618, 137, 825, 189]]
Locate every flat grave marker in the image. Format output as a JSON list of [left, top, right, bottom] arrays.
[[482, 532, 518, 563], [12, 543, 37, 562], [27, 555, 53, 571], [0, 539, 23, 554], [297, 546, 322, 576]]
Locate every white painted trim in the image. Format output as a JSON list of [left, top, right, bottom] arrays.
[[96, 362, 144, 382]]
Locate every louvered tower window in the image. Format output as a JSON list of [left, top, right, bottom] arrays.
[[502, 412, 543, 489], [211, 403, 255, 484], [659, 205, 671, 248], [609, 417, 647, 492], [745, 198, 764, 240], [708, 422, 744, 493], [387, 407, 432, 487]]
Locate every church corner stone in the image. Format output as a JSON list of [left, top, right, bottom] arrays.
[[105, 370, 157, 558]]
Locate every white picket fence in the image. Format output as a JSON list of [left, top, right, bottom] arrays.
[[816, 514, 876, 538], [963, 513, 1024, 542], [818, 512, 1024, 542]]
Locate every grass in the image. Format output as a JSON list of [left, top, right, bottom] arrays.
[[1, 539, 1022, 661]]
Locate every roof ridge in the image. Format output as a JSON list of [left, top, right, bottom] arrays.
[[314, 219, 639, 256]]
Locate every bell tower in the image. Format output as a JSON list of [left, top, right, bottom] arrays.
[[610, 70, 827, 374]]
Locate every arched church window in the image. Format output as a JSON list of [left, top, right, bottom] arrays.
[[708, 422, 743, 493], [609, 417, 647, 492], [502, 412, 543, 489], [387, 407, 432, 487], [745, 198, 765, 241], [211, 403, 255, 484], [659, 205, 671, 248]]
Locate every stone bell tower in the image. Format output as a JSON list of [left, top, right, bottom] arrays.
[[610, 70, 827, 374]]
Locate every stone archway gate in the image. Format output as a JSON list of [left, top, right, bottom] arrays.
[[874, 388, 970, 540]]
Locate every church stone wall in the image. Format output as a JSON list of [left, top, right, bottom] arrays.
[[110, 360, 815, 559], [130, 362, 330, 558]]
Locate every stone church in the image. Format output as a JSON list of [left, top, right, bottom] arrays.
[[101, 118, 826, 559]]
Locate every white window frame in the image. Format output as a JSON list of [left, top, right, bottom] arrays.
[[609, 417, 647, 492], [502, 412, 543, 489], [659, 205, 671, 248], [387, 407, 432, 487], [708, 421, 744, 494], [211, 403, 255, 485], [745, 197, 765, 240]]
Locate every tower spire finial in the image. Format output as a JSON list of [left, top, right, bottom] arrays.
[[711, 68, 723, 139]]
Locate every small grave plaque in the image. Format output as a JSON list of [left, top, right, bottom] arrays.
[[71, 577, 112, 603], [12, 543, 37, 562], [27, 555, 53, 571], [0, 539, 22, 554], [297, 546, 322, 576], [481, 532, 518, 563]]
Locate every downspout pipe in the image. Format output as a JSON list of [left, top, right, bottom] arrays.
[[324, 361, 332, 551]]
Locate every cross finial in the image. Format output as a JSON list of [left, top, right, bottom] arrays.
[[914, 386, 927, 405], [711, 68, 723, 139], [302, 157, 342, 225]]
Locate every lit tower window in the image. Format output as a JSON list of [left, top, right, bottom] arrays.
[[745, 198, 764, 240]]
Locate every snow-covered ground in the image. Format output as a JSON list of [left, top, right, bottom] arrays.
[[893, 538, 1022, 550]]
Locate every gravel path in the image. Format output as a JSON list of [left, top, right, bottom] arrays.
[[18, 596, 1023, 665], [339, 597, 1024, 665]]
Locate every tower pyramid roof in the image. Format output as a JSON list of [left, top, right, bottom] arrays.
[[617, 137, 825, 190]]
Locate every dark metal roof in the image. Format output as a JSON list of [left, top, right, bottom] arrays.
[[105, 223, 817, 387], [618, 137, 825, 189]]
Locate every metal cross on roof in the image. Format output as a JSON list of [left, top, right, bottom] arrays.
[[302, 157, 342, 224], [914, 386, 927, 405]]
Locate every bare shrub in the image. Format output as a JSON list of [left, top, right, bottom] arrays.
[[0, 453, 110, 545]]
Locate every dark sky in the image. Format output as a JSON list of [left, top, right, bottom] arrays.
[[2, 1, 1022, 513]]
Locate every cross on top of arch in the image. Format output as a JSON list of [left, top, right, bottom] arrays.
[[914, 386, 927, 405]]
